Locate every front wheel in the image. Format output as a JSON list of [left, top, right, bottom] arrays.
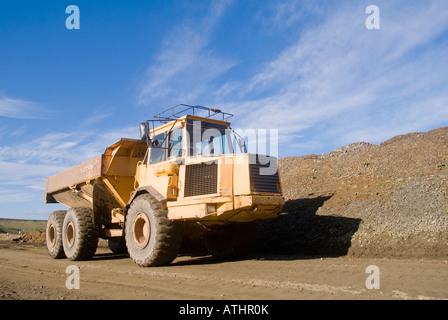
[[125, 194, 182, 267]]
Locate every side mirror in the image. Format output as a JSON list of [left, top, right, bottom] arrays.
[[139, 122, 151, 145], [139, 122, 147, 140]]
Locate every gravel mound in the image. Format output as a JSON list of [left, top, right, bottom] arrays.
[[257, 126, 448, 259], [20, 232, 46, 244]]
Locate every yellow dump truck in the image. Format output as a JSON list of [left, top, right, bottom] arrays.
[[44, 105, 284, 266]]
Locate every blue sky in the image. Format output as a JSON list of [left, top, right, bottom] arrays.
[[1, 0, 447, 219]]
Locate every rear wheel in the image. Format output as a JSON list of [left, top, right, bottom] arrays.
[[46, 210, 67, 259], [62, 207, 99, 261], [125, 194, 182, 267]]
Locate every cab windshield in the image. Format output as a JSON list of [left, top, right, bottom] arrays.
[[186, 120, 246, 156]]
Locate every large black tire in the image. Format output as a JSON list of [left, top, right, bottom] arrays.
[[46, 210, 67, 259], [204, 223, 257, 260], [62, 207, 99, 261], [125, 194, 182, 267]]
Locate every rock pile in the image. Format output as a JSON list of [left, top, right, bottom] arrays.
[[257, 126, 448, 259]]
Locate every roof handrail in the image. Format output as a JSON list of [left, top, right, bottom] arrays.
[[151, 104, 233, 123]]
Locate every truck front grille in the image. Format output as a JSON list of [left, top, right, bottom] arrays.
[[184, 163, 218, 197], [249, 155, 280, 193]]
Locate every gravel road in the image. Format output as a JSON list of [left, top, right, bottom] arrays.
[[1, 241, 447, 301]]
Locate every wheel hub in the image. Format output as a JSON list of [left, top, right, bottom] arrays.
[[66, 221, 75, 248], [132, 212, 150, 249], [48, 224, 56, 248]]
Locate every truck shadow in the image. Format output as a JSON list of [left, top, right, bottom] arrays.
[[92, 252, 130, 261], [253, 196, 362, 259], [174, 195, 362, 265]]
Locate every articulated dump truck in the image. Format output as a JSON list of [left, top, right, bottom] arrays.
[[44, 105, 284, 267]]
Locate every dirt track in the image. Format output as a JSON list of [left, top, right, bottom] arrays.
[[1, 241, 447, 300]]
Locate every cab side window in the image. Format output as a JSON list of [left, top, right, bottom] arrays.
[[149, 133, 166, 164], [168, 127, 183, 158]]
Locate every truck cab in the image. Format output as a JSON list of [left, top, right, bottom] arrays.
[[134, 107, 283, 226]]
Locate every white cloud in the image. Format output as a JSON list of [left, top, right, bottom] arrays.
[[217, 1, 448, 155], [255, 0, 328, 34], [0, 96, 45, 119], [9, 125, 28, 137], [0, 160, 65, 190], [0, 126, 138, 166], [137, 0, 237, 106], [0, 123, 139, 214]]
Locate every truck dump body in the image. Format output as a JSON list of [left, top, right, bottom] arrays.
[[44, 138, 147, 213]]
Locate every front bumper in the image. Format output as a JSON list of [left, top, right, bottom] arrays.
[[167, 193, 284, 223]]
